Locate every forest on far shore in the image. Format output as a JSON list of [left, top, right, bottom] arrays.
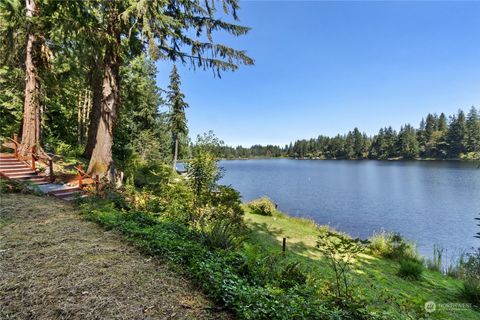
[[216, 108, 480, 160]]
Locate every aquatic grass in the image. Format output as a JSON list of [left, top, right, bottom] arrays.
[[426, 245, 444, 272]]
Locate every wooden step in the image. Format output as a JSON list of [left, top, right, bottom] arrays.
[[0, 164, 29, 169], [0, 168, 35, 173], [0, 160, 21, 164], [18, 176, 48, 183], [59, 193, 89, 201], [6, 173, 38, 179], [49, 187, 82, 196]]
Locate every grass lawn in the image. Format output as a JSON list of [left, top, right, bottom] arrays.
[[244, 207, 479, 319]]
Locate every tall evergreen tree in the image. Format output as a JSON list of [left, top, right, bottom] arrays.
[[167, 65, 189, 171], [447, 110, 468, 157], [466, 106, 480, 153], [398, 124, 419, 159], [18, 0, 44, 156]]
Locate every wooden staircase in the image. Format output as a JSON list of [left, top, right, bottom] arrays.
[[0, 154, 50, 185], [0, 153, 87, 201]]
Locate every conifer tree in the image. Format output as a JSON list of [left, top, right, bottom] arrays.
[[398, 124, 419, 159], [167, 65, 189, 171], [447, 110, 468, 157], [466, 106, 480, 153]]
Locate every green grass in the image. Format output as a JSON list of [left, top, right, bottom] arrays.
[[244, 207, 479, 319]]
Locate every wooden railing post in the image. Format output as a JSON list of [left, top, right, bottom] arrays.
[[95, 175, 99, 194], [78, 163, 83, 190], [49, 159, 54, 182], [31, 146, 36, 170], [12, 134, 18, 158]]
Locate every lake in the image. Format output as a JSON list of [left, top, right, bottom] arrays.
[[219, 159, 480, 259]]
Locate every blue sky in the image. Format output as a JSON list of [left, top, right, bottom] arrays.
[[156, 1, 480, 147]]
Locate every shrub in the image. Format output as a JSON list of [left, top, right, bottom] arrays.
[[200, 220, 244, 250], [461, 277, 480, 306], [0, 179, 40, 195], [463, 248, 480, 280], [316, 227, 368, 301], [133, 162, 175, 192], [398, 259, 423, 280], [369, 231, 419, 261], [210, 186, 245, 225], [248, 197, 276, 216], [278, 261, 308, 289]]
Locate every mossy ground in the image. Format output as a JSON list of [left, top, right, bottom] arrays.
[[244, 207, 480, 319]]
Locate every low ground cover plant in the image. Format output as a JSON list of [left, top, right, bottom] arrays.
[[79, 199, 357, 320]]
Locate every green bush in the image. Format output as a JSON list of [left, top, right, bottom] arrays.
[[463, 248, 480, 280], [248, 197, 276, 216], [0, 179, 40, 195], [397, 259, 423, 281], [210, 186, 245, 225], [278, 261, 308, 289], [462, 277, 480, 306], [200, 220, 244, 250], [460, 249, 480, 305], [133, 162, 175, 192], [369, 231, 419, 261]]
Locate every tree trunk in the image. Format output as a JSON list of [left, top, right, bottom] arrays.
[[172, 137, 179, 171], [86, 13, 121, 181], [83, 57, 103, 159], [19, 0, 42, 156]]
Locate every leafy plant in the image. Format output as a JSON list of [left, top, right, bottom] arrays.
[[248, 197, 276, 216], [79, 201, 351, 320], [278, 261, 308, 289], [398, 259, 423, 281], [369, 231, 419, 261], [461, 277, 480, 306], [463, 248, 480, 280], [200, 219, 244, 250], [0, 179, 40, 195], [186, 147, 223, 214], [316, 227, 367, 301]]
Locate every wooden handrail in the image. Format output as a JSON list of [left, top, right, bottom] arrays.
[[3, 135, 54, 182], [74, 163, 100, 193]]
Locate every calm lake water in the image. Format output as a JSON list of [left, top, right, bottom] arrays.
[[219, 159, 480, 259]]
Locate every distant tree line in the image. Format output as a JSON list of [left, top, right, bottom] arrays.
[[217, 108, 480, 160]]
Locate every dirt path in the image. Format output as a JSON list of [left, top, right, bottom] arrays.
[[0, 194, 231, 320]]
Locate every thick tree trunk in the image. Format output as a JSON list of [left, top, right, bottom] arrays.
[[172, 137, 179, 171], [86, 15, 121, 181], [83, 57, 103, 159], [19, 0, 42, 156]]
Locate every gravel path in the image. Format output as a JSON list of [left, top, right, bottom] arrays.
[[0, 193, 231, 320]]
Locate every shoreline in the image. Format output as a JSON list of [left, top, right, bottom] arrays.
[[218, 156, 478, 161]]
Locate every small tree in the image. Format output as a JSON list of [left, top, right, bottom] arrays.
[[316, 228, 367, 302], [186, 132, 226, 224]]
